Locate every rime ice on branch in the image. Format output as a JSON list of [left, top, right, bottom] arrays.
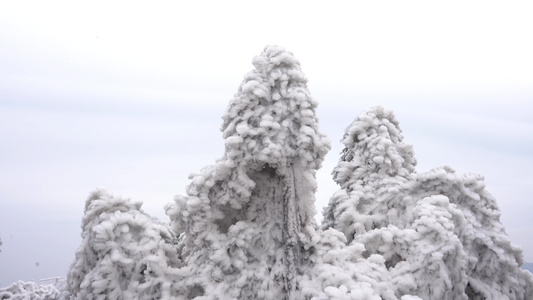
[[169, 45, 330, 299]]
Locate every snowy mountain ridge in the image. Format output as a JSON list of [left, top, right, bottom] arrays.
[[1, 46, 532, 299]]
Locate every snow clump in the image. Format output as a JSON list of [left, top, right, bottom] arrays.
[[0, 280, 60, 300]]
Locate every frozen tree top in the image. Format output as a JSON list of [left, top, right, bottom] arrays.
[[323, 106, 533, 299], [333, 106, 416, 188], [221, 45, 330, 170]]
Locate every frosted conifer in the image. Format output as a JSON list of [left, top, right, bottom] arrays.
[[412, 167, 533, 299], [322, 106, 533, 299], [167, 45, 331, 299], [322, 107, 416, 242], [66, 190, 183, 299]]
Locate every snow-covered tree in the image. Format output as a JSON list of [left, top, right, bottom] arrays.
[[0, 280, 60, 300], [322, 106, 533, 299], [66, 189, 184, 299], [166, 45, 331, 299], [412, 167, 533, 299], [322, 106, 416, 242]]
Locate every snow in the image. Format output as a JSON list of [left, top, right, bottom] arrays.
[[4, 46, 532, 299], [0, 281, 60, 300]]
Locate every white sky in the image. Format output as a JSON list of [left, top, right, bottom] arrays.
[[1, 1, 532, 285]]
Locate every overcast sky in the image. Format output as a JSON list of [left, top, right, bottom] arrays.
[[1, 1, 532, 286]]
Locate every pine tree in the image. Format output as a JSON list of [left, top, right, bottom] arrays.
[[322, 106, 533, 299], [413, 167, 533, 299], [66, 190, 183, 299], [167, 45, 331, 299], [322, 106, 416, 242]]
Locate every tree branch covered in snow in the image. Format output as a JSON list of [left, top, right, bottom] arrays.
[[0, 280, 60, 300], [51, 46, 533, 299]]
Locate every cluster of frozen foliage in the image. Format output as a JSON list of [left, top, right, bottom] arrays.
[[321, 107, 533, 299], [0, 281, 60, 300], [3, 46, 531, 299], [65, 190, 183, 299]]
